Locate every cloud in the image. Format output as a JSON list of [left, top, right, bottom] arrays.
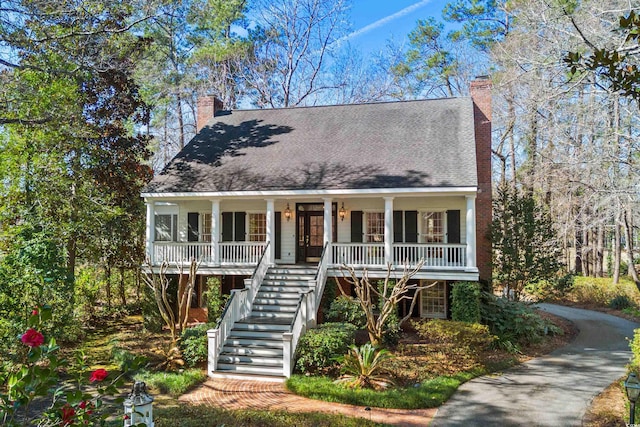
[[339, 0, 433, 44]]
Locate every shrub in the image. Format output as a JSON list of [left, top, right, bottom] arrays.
[[411, 319, 495, 350], [179, 324, 212, 367], [204, 277, 227, 324], [294, 322, 357, 375], [335, 344, 393, 390], [525, 274, 576, 301], [568, 276, 639, 308], [610, 295, 634, 310], [325, 296, 367, 329], [451, 282, 481, 322], [630, 328, 640, 374], [480, 292, 561, 348]]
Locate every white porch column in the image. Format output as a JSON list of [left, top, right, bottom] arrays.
[[384, 197, 394, 266], [145, 200, 154, 263], [323, 198, 333, 264], [211, 199, 220, 266], [466, 195, 477, 269], [266, 199, 275, 264]]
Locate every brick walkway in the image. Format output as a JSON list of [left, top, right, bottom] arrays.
[[179, 379, 436, 426]]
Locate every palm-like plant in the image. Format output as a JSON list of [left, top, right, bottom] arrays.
[[335, 343, 394, 390]]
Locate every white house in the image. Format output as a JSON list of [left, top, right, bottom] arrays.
[[141, 77, 492, 380]]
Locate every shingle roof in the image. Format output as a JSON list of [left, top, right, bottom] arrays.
[[144, 98, 478, 193]]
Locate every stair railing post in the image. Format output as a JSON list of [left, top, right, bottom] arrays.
[[282, 332, 293, 378], [207, 328, 219, 374]]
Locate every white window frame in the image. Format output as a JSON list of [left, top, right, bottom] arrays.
[[248, 212, 267, 242], [364, 211, 385, 243], [419, 210, 447, 243], [154, 213, 178, 242], [201, 212, 212, 242], [420, 280, 447, 319]]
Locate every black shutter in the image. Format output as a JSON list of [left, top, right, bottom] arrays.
[[235, 212, 246, 241], [351, 211, 363, 243], [405, 211, 418, 243], [222, 212, 233, 242], [275, 211, 282, 259], [447, 210, 461, 244], [393, 210, 403, 242], [187, 212, 199, 242]]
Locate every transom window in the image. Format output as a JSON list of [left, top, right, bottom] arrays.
[[421, 211, 444, 243], [421, 281, 446, 319], [154, 214, 177, 242], [365, 212, 385, 242], [248, 213, 266, 242]]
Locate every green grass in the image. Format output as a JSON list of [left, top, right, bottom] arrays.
[[286, 370, 481, 409], [151, 404, 389, 427], [135, 369, 207, 397]]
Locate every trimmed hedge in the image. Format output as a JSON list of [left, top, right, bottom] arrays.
[[451, 281, 481, 323], [294, 322, 357, 375]]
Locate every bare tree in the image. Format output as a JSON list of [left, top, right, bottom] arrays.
[[341, 262, 431, 347]]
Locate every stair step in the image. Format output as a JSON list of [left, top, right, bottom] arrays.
[[254, 298, 300, 306], [233, 322, 290, 332], [255, 291, 301, 299], [225, 337, 284, 347], [249, 311, 294, 320], [262, 279, 314, 286], [229, 330, 284, 339], [259, 286, 310, 294], [253, 304, 297, 312], [216, 363, 283, 376], [222, 346, 284, 357], [218, 354, 283, 365]]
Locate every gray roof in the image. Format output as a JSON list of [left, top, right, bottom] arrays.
[[145, 98, 478, 193]]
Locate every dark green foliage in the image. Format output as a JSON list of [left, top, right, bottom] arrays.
[[294, 323, 357, 375], [451, 282, 481, 322], [319, 278, 338, 319], [411, 319, 495, 350], [480, 292, 561, 349], [609, 295, 634, 310], [142, 279, 164, 333], [179, 324, 213, 368], [326, 296, 367, 329], [203, 277, 228, 324], [491, 185, 564, 301]]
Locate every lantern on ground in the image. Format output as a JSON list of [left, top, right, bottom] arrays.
[[124, 381, 154, 427], [624, 372, 640, 424]]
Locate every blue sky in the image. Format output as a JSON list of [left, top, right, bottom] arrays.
[[346, 0, 446, 53]]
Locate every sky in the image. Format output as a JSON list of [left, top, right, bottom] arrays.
[[346, 0, 447, 54]]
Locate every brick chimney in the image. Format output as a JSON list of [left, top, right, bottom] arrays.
[[470, 76, 492, 283], [196, 94, 224, 133]]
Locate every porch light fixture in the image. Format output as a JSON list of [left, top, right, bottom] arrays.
[[625, 372, 640, 424], [284, 203, 292, 221], [339, 202, 346, 221]]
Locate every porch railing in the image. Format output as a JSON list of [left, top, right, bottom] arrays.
[[393, 243, 466, 268], [219, 241, 268, 265], [331, 243, 385, 267], [153, 242, 212, 265], [207, 242, 270, 376]]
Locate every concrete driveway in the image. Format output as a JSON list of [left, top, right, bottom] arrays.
[[430, 304, 639, 426]]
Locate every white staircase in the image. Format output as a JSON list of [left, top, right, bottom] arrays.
[[214, 265, 317, 379]]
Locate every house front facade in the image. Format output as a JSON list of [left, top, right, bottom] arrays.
[[142, 77, 492, 379]]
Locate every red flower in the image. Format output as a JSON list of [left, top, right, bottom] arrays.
[[89, 368, 108, 382], [61, 404, 75, 426], [123, 414, 130, 420], [31, 309, 38, 316], [78, 401, 87, 409], [20, 328, 44, 347]]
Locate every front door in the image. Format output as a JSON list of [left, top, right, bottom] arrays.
[[297, 204, 324, 263]]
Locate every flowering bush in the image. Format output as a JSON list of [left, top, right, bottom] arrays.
[[0, 305, 145, 426]]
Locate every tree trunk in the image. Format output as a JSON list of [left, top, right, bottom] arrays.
[[613, 218, 621, 284], [623, 208, 640, 287], [595, 225, 604, 278], [105, 264, 112, 310], [119, 266, 126, 307]]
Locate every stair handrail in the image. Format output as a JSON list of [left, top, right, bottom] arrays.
[[283, 290, 312, 377], [206, 242, 270, 377], [245, 241, 271, 305], [313, 242, 331, 315]]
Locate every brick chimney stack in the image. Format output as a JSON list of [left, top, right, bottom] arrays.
[[470, 76, 492, 283], [196, 95, 224, 133]]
